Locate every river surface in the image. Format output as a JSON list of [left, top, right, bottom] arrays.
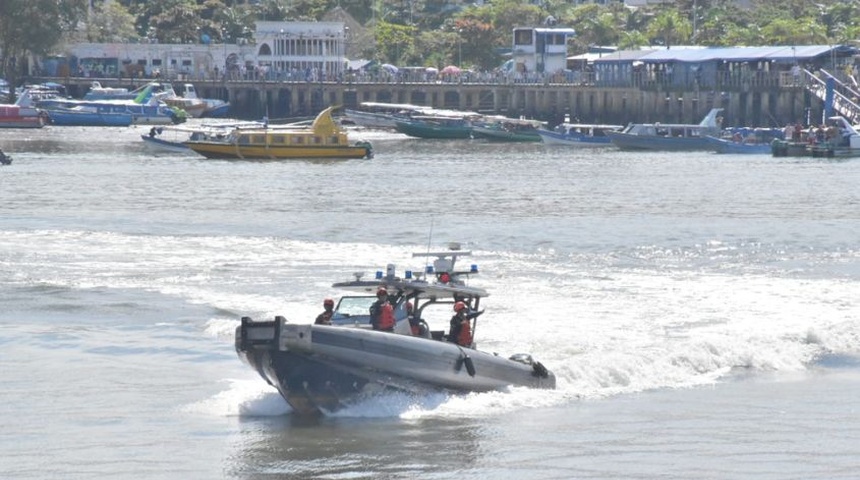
[[1, 122, 859, 479]]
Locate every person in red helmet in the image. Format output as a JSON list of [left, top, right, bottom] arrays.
[[369, 287, 395, 332], [448, 301, 473, 347], [315, 298, 335, 325]]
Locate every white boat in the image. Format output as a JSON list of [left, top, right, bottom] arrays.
[[344, 102, 478, 129], [235, 245, 556, 415], [177, 84, 230, 118], [537, 123, 623, 146], [141, 121, 264, 153], [606, 108, 724, 151], [84, 81, 129, 98]]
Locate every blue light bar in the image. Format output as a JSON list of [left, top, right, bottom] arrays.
[[470, 264, 478, 272], [375, 270, 383, 279], [405, 270, 413, 279], [425, 265, 434, 274]]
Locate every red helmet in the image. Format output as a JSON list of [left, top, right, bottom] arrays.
[[453, 301, 467, 312], [377, 287, 387, 296], [323, 298, 334, 306]]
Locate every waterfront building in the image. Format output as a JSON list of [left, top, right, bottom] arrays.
[[511, 27, 576, 74], [253, 21, 346, 81], [44, 20, 346, 82]]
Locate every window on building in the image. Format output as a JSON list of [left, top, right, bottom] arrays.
[[514, 29, 533, 46]]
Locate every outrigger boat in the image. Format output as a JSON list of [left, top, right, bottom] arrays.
[[235, 245, 556, 415]]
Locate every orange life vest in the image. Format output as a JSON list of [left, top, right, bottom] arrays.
[[378, 303, 395, 330], [457, 319, 472, 347]]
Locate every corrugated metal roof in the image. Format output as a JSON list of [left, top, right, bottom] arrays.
[[593, 45, 856, 64], [587, 49, 656, 62]]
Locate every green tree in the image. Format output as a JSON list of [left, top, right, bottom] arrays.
[[373, 20, 417, 64], [0, 0, 86, 96], [646, 8, 692, 49], [86, 1, 139, 43]]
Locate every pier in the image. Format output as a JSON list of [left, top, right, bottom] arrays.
[[45, 73, 822, 127]]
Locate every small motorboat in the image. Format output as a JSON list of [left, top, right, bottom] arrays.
[[236, 245, 556, 415], [0, 149, 12, 165]]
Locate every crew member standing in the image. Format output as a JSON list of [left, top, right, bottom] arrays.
[[369, 287, 395, 332], [448, 301, 473, 347], [315, 298, 335, 325]]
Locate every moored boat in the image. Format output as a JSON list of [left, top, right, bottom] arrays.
[[606, 108, 724, 151], [47, 105, 133, 126], [0, 89, 49, 129], [141, 121, 264, 153], [343, 102, 476, 130], [184, 106, 373, 159], [235, 246, 556, 415], [536, 123, 622, 147], [772, 116, 860, 158], [40, 85, 185, 125], [395, 115, 474, 139], [705, 127, 784, 154], [471, 118, 543, 142]]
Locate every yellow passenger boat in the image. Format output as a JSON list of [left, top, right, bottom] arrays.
[[184, 106, 373, 159]]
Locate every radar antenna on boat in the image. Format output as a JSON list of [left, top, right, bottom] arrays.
[[412, 242, 477, 285]]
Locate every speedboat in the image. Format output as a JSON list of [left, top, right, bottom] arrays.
[[606, 108, 724, 151], [235, 245, 556, 415]]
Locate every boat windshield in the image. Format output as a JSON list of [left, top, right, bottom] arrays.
[[334, 295, 376, 317]]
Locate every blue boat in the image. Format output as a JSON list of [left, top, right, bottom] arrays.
[[47, 105, 133, 126], [606, 108, 724, 151], [537, 123, 622, 147], [40, 84, 185, 125], [40, 98, 182, 125], [705, 127, 785, 154]]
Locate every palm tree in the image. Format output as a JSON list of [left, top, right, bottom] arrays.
[[646, 9, 692, 49]]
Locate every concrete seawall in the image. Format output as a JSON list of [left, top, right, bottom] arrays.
[[47, 76, 821, 127]]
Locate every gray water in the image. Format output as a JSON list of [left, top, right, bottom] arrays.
[[1, 123, 859, 479]]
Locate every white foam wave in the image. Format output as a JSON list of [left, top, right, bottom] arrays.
[[4, 229, 859, 417], [184, 379, 289, 417]]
